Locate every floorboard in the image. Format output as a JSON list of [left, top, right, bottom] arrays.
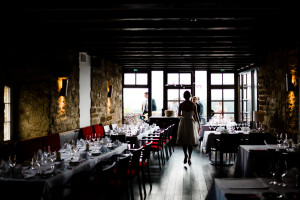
[[123, 145, 236, 200]]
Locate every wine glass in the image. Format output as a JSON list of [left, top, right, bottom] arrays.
[[8, 155, 17, 177], [281, 161, 288, 187], [8, 155, 16, 168]]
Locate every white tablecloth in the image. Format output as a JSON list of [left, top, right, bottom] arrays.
[[234, 144, 279, 178], [205, 177, 298, 200], [0, 143, 128, 200]]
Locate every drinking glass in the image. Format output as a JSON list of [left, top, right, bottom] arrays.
[[281, 161, 288, 187], [8, 155, 16, 168]]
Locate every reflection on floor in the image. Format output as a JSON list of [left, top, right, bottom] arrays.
[[121, 145, 235, 200]]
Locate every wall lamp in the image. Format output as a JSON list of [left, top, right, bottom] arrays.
[[107, 82, 112, 98], [58, 78, 68, 97]]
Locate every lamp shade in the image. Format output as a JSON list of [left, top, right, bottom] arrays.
[[253, 111, 265, 122]]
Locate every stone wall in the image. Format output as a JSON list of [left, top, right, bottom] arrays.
[[0, 48, 80, 141], [258, 48, 299, 139], [91, 58, 122, 126]]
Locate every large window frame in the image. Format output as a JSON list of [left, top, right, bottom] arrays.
[[207, 71, 237, 122], [238, 69, 258, 126], [164, 72, 194, 116], [3, 85, 12, 141]]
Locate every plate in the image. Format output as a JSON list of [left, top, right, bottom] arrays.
[[285, 192, 300, 200]]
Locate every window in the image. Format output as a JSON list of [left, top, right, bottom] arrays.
[[238, 69, 258, 125], [151, 71, 163, 116], [210, 73, 235, 122], [195, 71, 207, 124], [124, 73, 148, 85], [167, 73, 191, 85], [166, 72, 192, 115], [4, 86, 11, 141]]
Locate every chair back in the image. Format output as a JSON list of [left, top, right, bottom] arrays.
[[279, 152, 300, 170], [250, 149, 279, 177], [81, 126, 93, 140], [248, 133, 266, 145], [142, 141, 152, 163], [115, 155, 131, 178], [93, 124, 104, 139], [219, 133, 242, 153], [130, 147, 143, 170]]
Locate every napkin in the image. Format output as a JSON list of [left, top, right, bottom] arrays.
[[216, 127, 225, 132], [0, 159, 10, 172], [220, 129, 230, 134], [242, 127, 250, 131], [113, 140, 122, 147], [99, 146, 110, 153], [22, 168, 38, 179], [250, 129, 259, 133]]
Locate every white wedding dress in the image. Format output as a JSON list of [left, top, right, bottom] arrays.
[[176, 110, 198, 145]]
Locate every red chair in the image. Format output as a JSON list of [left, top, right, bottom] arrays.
[[81, 126, 93, 140], [43, 133, 61, 152], [141, 130, 165, 170], [93, 124, 104, 139], [16, 137, 43, 162]]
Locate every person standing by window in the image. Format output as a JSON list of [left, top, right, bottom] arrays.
[[141, 92, 157, 114], [192, 96, 203, 123]]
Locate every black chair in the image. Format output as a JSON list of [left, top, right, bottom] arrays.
[[248, 133, 266, 145], [166, 124, 175, 154], [140, 141, 153, 198], [249, 149, 279, 178], [213, 133, 243, 166]]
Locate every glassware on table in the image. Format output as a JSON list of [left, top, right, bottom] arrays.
[[281, 161, 288, 187], [8, 155, 16, 168]]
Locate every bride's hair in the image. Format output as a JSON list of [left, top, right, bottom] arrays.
[[183, 91, 191, 100]]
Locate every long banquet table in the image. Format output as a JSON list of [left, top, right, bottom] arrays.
[[0, 143, 128, 200]]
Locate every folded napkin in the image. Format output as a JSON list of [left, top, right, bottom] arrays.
[[99, 146, 110, 153], [22, 168, 38, 179], [242, 127, 250, 131], [113, 140, 122, 147], [0, 159, 10, 172], [250, 129, 259, 133], [216, 127, 225, 132], [220, 129, 230, 134]]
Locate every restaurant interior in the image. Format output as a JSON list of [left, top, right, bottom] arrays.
[[1, 2, 300, 200]]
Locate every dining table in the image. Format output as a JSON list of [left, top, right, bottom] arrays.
[[0, 142, 128, 200], [234, 144, 280, 178], [205, 177, 300, 200], [202, 130, 250, 154]]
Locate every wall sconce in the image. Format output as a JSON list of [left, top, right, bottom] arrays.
[[107, 85, 112, 98], [58, 78, 68, 97], [286, 73, 296, 91]]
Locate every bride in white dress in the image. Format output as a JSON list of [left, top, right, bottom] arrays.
[[176, 91, 201, 165]]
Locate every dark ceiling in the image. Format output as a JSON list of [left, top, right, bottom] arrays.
[[5, 2, 300, 72]]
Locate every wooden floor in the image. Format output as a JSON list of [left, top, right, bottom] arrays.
[[126, 145, 236, 200]]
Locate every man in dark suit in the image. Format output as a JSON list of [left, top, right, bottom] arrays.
[[142, 92, 157, 114], [192, 96, 203, 122]]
